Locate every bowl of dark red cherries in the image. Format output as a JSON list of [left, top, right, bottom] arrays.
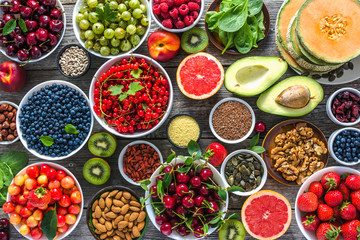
[[0, 0, 66, 63], [0, 218, 10, 240]]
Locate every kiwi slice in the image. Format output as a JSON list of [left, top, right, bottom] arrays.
[[83, 158, 111, 185], [219, 219, 246, 240], [88, 132, 117, 157], [181, 27, 209, 54]]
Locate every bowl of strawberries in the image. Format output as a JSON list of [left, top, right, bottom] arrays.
[[2, 162, 83, 240], [295, 166, 360, 240]]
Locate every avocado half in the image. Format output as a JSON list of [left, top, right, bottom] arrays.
[[256, 76, 324, 117], [224, 56, 288, 97]]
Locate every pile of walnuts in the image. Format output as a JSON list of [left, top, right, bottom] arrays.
[[0, 103, 17, 142]]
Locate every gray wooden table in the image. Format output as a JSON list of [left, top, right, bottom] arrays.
[[1, 0, 359, 239]]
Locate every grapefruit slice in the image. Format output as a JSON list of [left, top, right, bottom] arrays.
[[241, 190, 292, 240], [176, 52, 224, 100]]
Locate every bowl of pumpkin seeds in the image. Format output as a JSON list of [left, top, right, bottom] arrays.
[[220, 149, 267, 196]]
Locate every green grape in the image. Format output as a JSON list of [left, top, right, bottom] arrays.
[[114, 27, 126, 39], [85, 40, 94, 49], [109, 1, 118, 9], [127, 17, 138, 25], [79, 30, 86, 40], [104, 28, 115, 39], [94, 34, 101, 40], [79, 19, 90, 30], [92, 22, 105, 34], [83, 11, 89, 20], [139, 4, 146, 12], [79, 6, 89, 13], [99, 36, 109, 46], [140, 17, 149, 26], [89, 12, 98, 23], [76, 13, 84, 23], [109, 23, 118, 30], [97, 3, 104, 9], [129, 34, 140, 46], [93, 42, 101, 52], [111, 38, 121, 47], [126, 24, 136, 35], [100, 46, 111, 56], [132, 8, 143, 19], [85, 30, 95, 40], [120, 39, 132, 52], [115, 13, 122, 22], [119, 20, 127, 29], [87, 0, 98, 8], [129, 0, 140, 9], [111, 47, 120, 55], [121, 11, 131, 21], [124, 1, 129, 8], [117, 3, 127, 13], [136, 25, 146, 36]]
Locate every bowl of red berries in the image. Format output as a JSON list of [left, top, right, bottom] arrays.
[[89, 53, 173, 138], [3, 162, 83, 240], [150, 0, 204, 32], [295, 166, 360, 240], [0, 0, 66, 63]]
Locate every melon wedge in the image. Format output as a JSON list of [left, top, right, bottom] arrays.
[[276, 37, 305, 74]]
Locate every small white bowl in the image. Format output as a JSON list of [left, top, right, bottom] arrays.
[[0, 0, 66, 63], [17, 80, 94, 161], [72, 0, 151, 58], [220, 149, 267, 196], [118, 140, 163, 186], [145, 157, 229, 240], [89, 53, 173, 138], [0, 101, 19, 145], [295, 166, 360, 240], [326, 87, 360, 126], [7, 162, 84, 240], [209, 97, 255, 144], [328, 127, 360, 166], [150, 0, 204, 33]]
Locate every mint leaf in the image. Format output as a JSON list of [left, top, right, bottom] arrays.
[[130, 68, 143, 78], [3, 19, 16, 35], [217, 189, 227, 201], [0, 151, 28, 175], [249, 133, 259, 148], [109, 85, 124, 96], [139, 179, 151, 191], [41, 210, 58, 240], [166, 151, 176, 163], [18, 18, 28, 33], [188, 140, 201, 160], [40, 136, 54, 147], [163, 173, 172, 189], [250, 146, 265, 154], [127, 82, 144, 96], [65, 124, 79, 134]]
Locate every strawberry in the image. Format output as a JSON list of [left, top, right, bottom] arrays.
[[324, 190, 343, 207], [301, 213, 320, 231], [345, 175, 360, 190], [317, 204, 334, 221], [297, 192, 318, 212], [316, 223, 341, 240], [340, 220, 360, 240], [28, 186, 51, 208], [338, 182, 350, 201], [340, 201, 357, 220], [206, 143, 228, 167], [333, 205, 341, 220], [321, 172, 341, 191], [309, 181, 325, 199], [350, 190, 360, 211]]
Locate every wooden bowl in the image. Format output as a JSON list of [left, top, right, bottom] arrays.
[[204, 0, 270, 55], [262, 119, 329, 186]]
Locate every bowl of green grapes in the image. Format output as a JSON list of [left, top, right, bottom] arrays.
[[73, 0, 151, 58]]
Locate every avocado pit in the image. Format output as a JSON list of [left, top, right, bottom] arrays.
[[275, 85, 311, 108]]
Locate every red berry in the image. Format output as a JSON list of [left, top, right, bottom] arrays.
[[162, 18, 173, 28], [169, 7, 179, 19], [184, 15, 194, 26], [188, 2, 199, 11], [301, 213, 320, 231], [175, 19, 185, 29], [160, 2, 169, 12], [324, 190, 343, 207], [254, 122, 266, 133], [190, 176, 201, 188], [345, 175, 360, 190], [160, 222, 172, 236], [190, 10, 199, 19], [309, 181, 324, 199], [176, 184, 188, 197], [178, 3, 189, 15], [199, 168, 213, 181], [163, 196, 175, 209], [182, 196, 195, 208], [152, 4, 161, 14], [174, 0, 184, 5]]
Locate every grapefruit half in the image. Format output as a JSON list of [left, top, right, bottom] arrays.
[[241, 190, 292, 240], [176, 52, 224, 100]]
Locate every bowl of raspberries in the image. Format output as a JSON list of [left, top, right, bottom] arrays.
[[150, 0, 203, 31], [295, 166, 360, 240]]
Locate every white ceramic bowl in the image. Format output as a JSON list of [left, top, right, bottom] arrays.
[[0, 101, 19, 145], [7, 162, 84, 240], [0, 0, 66, 63], [72, 0, 151, 58], [150, 0, 204, 32], [295, 166, 360, 240], [89, 53, 173, 138], [326, 87, 360, 126], [328, 127, 360, 166], [118, 140, 163, 186], [17, 80, 94, 160], [145, 157, 229, 240], [220, 149, 267, 196], [209, 97, 255, 144]]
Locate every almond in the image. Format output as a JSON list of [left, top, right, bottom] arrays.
[[128, 222, 133, 228], [100, 233, 107, 239], [129, 212, 139, 222], [104, 207, 110, 213], [99, 217, 106, 224], [137, 221, 145, 231], [123, 191, 131, 200], [92, 218, 99, 225], [94, 222, 107, 233], [113, 199, 124, 207], [105, 221, 113, 231], [105, 197, 113, 208], [132, 226, 141, 237], [101, 192, 109, 198], [115, 191, 123, 199], [131, 196, 137, 201], [113, 236, 121, 240], [111, 206, 121, 213], [105, 212, 117, 219], [95, 205, 102, 218], [94, 229, 102, 235], [137, 211, 146, 222], [109, 190, 119, 197], [125, 232, 132, 240], [99, 198, 106, 209], [114, 215, 123, 225], [130, 201, 141, 208], [115, 230, 125, 238], [102, 212, 111, 220], [121, 196, 129, 204], [92, 199, 98, 211], [130, 206, 140, 212], [106, 229, 114, 236], [124, 213, 130, 221], [120, 204, 130, 215], [118, 221, 128, 229]]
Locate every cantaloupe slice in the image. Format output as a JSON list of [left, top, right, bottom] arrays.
[[276, 37, 305, 74], [296, 0, 360, 64]]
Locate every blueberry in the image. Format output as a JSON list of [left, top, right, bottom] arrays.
[[341, 138, 346, 143]]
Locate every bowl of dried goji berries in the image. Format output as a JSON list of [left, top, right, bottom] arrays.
[[118, 140, 163, 185]]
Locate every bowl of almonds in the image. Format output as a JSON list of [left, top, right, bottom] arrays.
[[0, 101, 18, 145], [87, 186, 149, 240]]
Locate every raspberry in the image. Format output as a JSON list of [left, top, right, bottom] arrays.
[[162, 19, 173, 28], [188, 2, 199, 11], [160, 2, 169, 12], [169, 7, 179, 19], [190, 10, 198, 19], [184, 15, 194, 26], [166, 0, 174, 7], [155, 0, 160, 3], [174, 0, 184, 6], [161, 11, 170, 19], [152, 4, 161, 15], [174, 19, 185, 29], [178, 4, 189, 15], [193, 0, 200, 4]]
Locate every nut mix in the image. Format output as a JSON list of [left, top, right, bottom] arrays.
[[0, 103, 17, 142], [331, 90, 360, 123], [90, 189, 146, 240]]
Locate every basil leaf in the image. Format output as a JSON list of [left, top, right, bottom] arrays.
[[40, 136, 54, 147], [188, 140, 201, 160], [227, 213, 240, 220], [217, 189, 227, 201], [247, 0, 263, 16], [166, 151, 176, 163], [163, 173, 172, 189], [18, 18, 28, 33], [249, 133, 259, 148], [139, 179, 151, 191], [250, 146, 265, 153], [0, 151, 28, 175], [41, 210, 58, 240], [65, 124, 79, 134], [228, 186, 244, 192], [3, 19, 16, 35], [219, 3, 248, 32]]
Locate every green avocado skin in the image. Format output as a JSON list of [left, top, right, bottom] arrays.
[[224, 56, 288, 97]]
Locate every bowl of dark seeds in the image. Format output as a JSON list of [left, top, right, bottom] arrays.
[[220, 149, 267, 196], [57, 44, 91, 79]]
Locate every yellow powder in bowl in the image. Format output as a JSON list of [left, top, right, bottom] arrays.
[[168, 115, 200, 147]]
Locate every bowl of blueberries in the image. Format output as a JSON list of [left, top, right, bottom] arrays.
[[16, 80, 94, 160], [328, 127, 360, 166]]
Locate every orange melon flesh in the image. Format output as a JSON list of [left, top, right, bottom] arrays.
[[276, 37, 305, 73], [297, 0, 360, 63]]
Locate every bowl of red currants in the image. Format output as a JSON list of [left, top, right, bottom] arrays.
[[0, 0, 66, 63], [145, 156, 229, 239], [89, 53, 173, 138]]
